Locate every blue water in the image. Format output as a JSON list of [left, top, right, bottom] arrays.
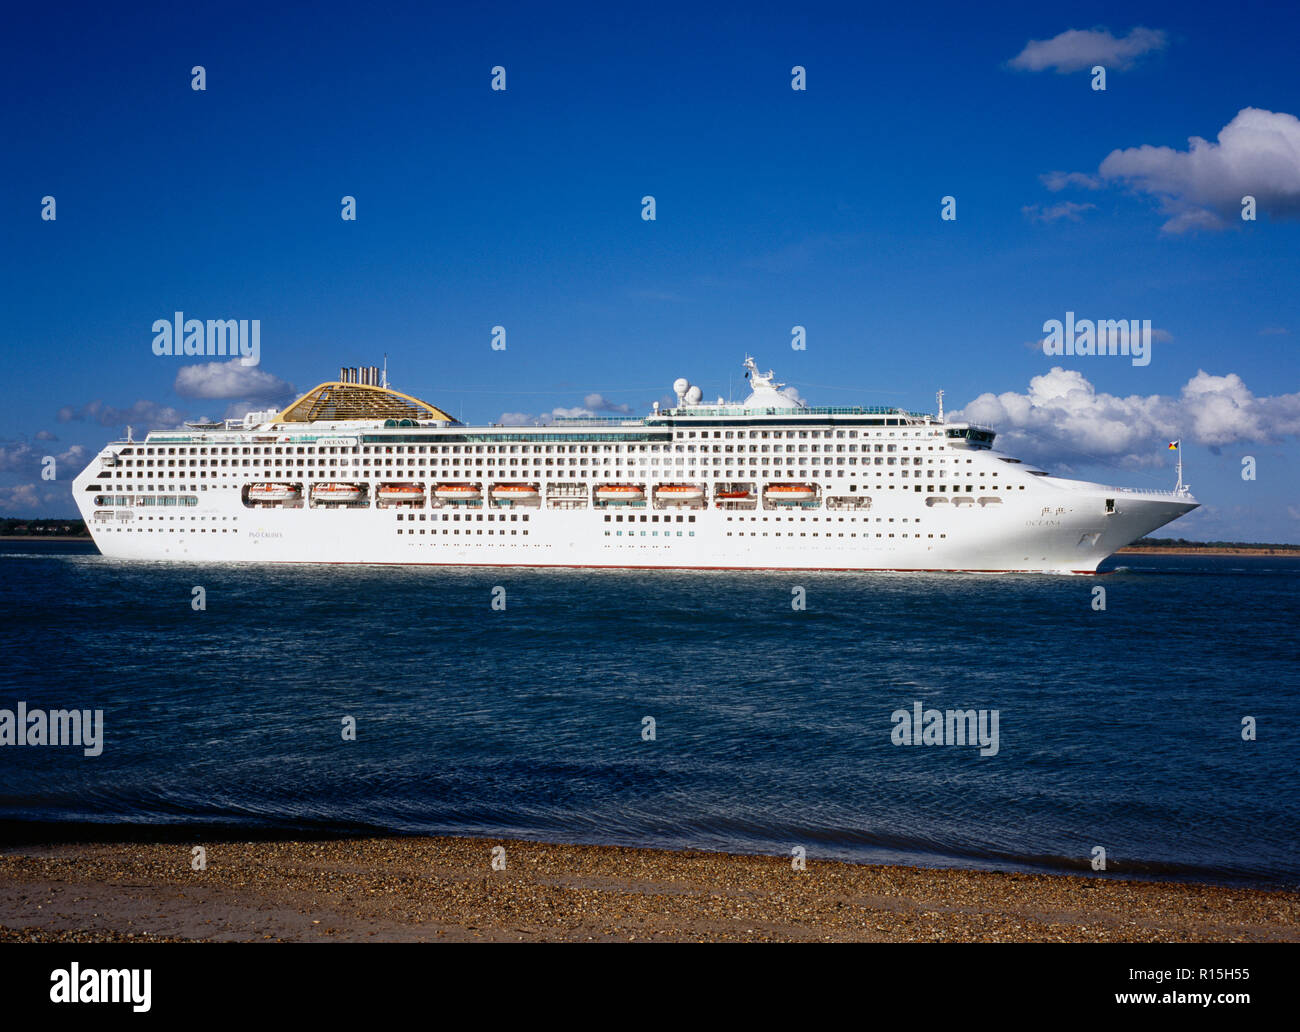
[[1, 540, 1296, 885]]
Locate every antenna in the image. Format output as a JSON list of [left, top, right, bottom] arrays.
[[381, 355, 389, 390], [936, 389, 944, 422]]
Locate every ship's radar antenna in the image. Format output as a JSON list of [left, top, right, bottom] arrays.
[[742, 355, 781, 390]]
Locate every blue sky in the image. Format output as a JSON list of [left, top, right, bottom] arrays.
[[2, 0, 1297, 539]]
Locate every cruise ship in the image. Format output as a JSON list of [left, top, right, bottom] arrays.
[[72, 358, 1198, 573]]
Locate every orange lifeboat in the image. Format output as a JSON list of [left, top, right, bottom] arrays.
[[377, 482, 425, 505], [716, 489, 750, 499], [491, 483, 540, 503], [765, 483, 816, 504], [248, 482, 300, 503], [312, 482, 364, 503], [435, 483, 482, 503], [655, 483, 704, 505], [595, 484, 645, 504]]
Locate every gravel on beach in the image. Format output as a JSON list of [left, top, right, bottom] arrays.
[[2, 835, 1296, 943]]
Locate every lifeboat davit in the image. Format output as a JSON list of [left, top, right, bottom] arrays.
[[312, 482, 363, 503], [248, 482, 300, 503], [655, 484, 704, 504], [595, 484, 645, 504], [377, 483, 425, 504], [491, 483, 539, 502], [435, 483, 482, 502], [765, 483, 816, 504]]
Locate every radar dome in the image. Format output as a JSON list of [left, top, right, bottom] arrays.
[[685, 385, 703, 405], [672, 377, 689, 396]]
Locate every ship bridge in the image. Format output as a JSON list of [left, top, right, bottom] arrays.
[[945, 425, 996, 448]]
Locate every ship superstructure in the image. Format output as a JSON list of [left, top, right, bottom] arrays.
[[72, 358, 1198, 572]]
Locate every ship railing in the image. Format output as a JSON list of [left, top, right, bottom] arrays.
[[1077, 484, 1194, 499], [655, 405, 934, 419]]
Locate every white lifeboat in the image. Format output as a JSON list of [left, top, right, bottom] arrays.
[[248, 482, 301, 503], [490, 483, 539, 502], [377, 482, 426, 504], [765, 483, 816, 504], [312, 482, 363, 503], [435, 483, 482, 502], [595, 484, 645, 504], [655, 483, 704, 504]]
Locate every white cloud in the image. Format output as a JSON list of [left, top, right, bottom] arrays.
[[1179, 369, 1299, 445], [0, 442, 88, 478], [0, 480, 80, 518], [581, 393, 633, 415], [498, 412, 555, 426], [1022, 201, 1097, 223], [1009, 27, 1167, 74], [953, 366, 1300, 466], [57, 400, 187, 429], [1041, 171, 1103, 192], [1093, 107, 1300, 232], [0, 483, 49, 514], [500, 392, 638, 424], [174, 360, 294, 402]]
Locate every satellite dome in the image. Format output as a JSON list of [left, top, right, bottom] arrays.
[[672, 377, 689, 396], [685, 385, 703, 405]]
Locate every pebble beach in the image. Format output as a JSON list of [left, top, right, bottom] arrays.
[[2, 834, 1297, 943]]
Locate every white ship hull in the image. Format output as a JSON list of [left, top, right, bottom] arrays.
[[74, 480, 1194, 574], [71, 359, 1198, 573]]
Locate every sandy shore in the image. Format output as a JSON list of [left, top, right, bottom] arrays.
[[0, 536, 90, 542], [1, 834, 1296, 942], [1116, 546, 1300, 556]]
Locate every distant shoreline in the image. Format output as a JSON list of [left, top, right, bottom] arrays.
[[0, 535, 90, 542], [1116, 546, 1300, 556]]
